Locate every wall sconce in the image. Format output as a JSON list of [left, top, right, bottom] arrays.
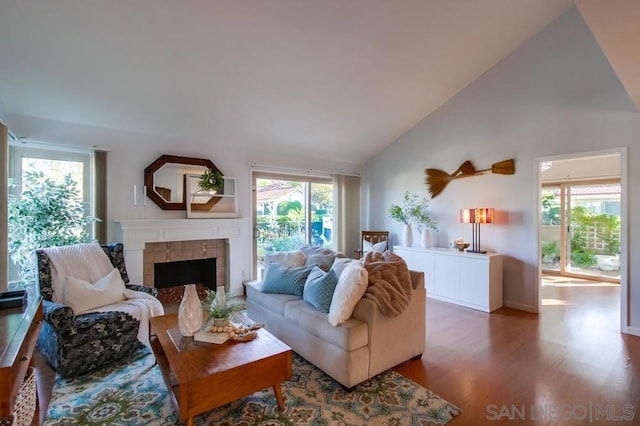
[[460, 208, 494, 254]]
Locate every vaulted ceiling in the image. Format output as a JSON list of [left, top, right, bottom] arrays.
[[1, 1, 635, 167]]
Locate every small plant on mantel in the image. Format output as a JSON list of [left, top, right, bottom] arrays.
[[198, 168, 224, 193]]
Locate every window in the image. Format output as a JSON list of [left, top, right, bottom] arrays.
[[252, 171, 338, 280], [8, 144, 93, 281]]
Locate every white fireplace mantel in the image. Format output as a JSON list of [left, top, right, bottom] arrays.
[[115, 218, 244, 296]]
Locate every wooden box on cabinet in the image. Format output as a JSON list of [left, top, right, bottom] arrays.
[[394, 246, 503, 312]]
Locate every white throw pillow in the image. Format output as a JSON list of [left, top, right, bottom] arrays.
[[264, 250, 306, 277], [363, 239, 386, 254], [327, 261, 369, 326], [64, 268, 126, 313]]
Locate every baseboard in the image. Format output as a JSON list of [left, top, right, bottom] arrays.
[[623, 325, 640, 337], [503, 300, 539, 313]]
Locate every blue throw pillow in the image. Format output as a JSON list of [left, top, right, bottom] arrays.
[[262, 263, 314, 296], [303, 266, 339, 313]]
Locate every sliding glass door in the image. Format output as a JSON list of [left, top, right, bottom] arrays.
[[252, 172, 334, 280], [541, 181, 621, 281]]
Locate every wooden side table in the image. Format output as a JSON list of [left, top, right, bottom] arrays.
[[0, 289, 43, 424]]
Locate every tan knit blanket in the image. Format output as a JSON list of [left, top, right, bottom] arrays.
[[362, 251, 413, 317]]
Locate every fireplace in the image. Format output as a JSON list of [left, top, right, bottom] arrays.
[[143, 239, 227, 290], [154, 258, 216, 290], [116, 218, 242, 297]]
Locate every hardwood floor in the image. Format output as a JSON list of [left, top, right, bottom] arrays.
[[394, 277, 639, 425], [34, 278, 640, 425]]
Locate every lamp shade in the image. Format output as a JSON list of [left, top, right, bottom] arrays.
[[460, 208, 474, 224], [475, 208, 495, 224]]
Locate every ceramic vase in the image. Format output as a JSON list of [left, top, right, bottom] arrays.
[[402, 223, 413, 247], [215, 285, 226, 305], [178, 284, 203, 337], [421, 229, 432, 248]]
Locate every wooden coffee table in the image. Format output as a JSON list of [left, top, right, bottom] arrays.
[[150, 312, 292, 426]]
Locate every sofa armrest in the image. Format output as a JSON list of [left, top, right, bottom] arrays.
[[43, 300, 141, 332], [409, 270, 425, 290], [351, 284, 426, 377], [351, 297, 378, 324], [73, 310, 139, 331], [43, 299, 75, 329]]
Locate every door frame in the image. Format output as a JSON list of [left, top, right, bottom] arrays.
[[536, 147, 629, 333]]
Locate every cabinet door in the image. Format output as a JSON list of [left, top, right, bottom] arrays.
[[458, 258, 489, 308], [434, 255, 459, 300], [394, 248, 435, 293]]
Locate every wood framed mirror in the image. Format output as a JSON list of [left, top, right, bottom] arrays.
[[144, 155, 223, 210]]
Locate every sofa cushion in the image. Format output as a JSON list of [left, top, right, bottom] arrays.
[[265, 250, 306, 267], [328, 261, 369, 326], [363, 239, 387, 254], [303, 266, 338, 313], [262, 263, 314, 296], [283, 300, 368, 352], [246, 280, 300, 316], [299, 244, 345, 272], [264, 250, 306, 277]]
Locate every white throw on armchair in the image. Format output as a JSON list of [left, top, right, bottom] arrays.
[[36, 243, 164, 377]]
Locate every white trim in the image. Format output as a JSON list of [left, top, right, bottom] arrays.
[[624, 326, 640, 337], [504, 300, 538, 313], [619, 146, 629, 334], [534, 156, 542, 314]]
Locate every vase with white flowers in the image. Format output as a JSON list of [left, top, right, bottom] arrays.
[[389, 191, 438, 247]]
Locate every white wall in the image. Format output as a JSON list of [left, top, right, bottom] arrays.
[[363, 7, 640, 332], [4, 112, 361, 296]]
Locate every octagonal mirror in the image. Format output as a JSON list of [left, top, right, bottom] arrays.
[[144, 154, 223, 210]]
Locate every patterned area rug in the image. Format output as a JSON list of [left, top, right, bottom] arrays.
[[44, 347, 460, 425]]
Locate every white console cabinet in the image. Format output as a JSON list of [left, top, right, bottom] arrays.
[[394, 246, 503, 312]]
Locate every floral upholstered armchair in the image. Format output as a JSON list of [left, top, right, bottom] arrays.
[[36, 243, 162, 378]]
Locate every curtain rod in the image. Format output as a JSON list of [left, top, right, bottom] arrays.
[[8, 137, 111, 153]]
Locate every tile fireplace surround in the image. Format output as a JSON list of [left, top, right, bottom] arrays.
[[116, 219, 243, 296]]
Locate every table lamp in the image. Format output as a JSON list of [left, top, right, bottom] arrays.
[[460, 207, 494, 254]]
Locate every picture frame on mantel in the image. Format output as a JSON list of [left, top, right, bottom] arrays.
[[185, 174, 239, 219]]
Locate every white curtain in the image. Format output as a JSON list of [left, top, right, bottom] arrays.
[[334, 174, 361, 257]]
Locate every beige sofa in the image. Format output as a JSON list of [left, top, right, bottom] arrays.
[[246, 269, 426, 388]]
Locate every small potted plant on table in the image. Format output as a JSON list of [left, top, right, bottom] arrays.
[[204, 288, 241, 327]]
